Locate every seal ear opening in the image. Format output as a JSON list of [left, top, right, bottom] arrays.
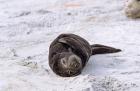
[[91, 44, 121, 55]]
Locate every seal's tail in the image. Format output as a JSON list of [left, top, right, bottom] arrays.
[[91, 44, 121, 55]]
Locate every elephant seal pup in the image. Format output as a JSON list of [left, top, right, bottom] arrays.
[[125, 0, 140, 18], [49, 34, 121, 77]]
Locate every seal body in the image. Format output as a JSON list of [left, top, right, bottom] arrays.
[[49, 34, 92, 77], [49, 34, 121, 77]]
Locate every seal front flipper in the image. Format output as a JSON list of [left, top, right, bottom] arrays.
[[91, 44, 121, 55], [58, 37, 87, 54], [58, 37, 90, 58], [58, 37, 79, 51], [58, 36, 91, 67]]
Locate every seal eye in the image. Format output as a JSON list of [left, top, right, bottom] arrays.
[[137, 0, 140, 1], [61, 59, 66, 65]]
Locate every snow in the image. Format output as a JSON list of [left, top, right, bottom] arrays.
[[0, 0, 140, 91]]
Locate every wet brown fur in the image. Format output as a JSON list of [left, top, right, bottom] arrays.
[[49, 34, 121, 77]]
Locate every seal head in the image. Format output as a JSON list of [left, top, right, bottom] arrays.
[[52, 52, 82, 77]]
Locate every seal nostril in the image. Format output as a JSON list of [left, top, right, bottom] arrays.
[[67, 70, 71, 74]]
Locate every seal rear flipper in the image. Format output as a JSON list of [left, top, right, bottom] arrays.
[[91, 44, 121, 55]]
